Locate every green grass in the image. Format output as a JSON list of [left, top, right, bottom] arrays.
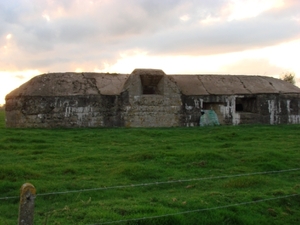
[[0, 109, 300, 224]]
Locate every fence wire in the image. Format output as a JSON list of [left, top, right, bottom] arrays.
[[0, 168, 299, 200], [88, 193, 300, 225]]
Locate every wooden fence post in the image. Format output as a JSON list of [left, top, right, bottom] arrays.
[[18, 183, 36, 225]]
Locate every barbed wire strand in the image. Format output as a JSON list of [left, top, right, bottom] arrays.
[[0, 168, 299, 200], [89, 193, 300, 225], [0, 196, 19, 200]]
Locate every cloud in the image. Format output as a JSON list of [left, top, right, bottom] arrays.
[[221, 58, 287, 76], [134, 2, 300, 55], [14, 74, 25, 79], [136, 23, 295, 56], [296, 76, 300, 86], [0, 0, 299, 72]]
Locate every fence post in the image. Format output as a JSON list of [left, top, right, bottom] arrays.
[[18, 183, 36, 225]]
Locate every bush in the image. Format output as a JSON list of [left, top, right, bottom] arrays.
[[281, 72, 296, 85]]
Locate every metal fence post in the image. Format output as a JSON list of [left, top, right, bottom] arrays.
[[18, 183, 36, 225]]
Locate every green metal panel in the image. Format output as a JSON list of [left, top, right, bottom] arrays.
[[200, 110, 220, 126]]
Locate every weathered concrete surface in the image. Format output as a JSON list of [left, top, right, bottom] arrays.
[[237, 76, 278, 94], [198, 75, 250, 95], [169, 75, 208, 95], [5, 95, 127, 128], [122, 69, 182, 127], [7, 73, 129, 97], [170, 75, 300, 95], [261, 76, 300, 93], [131, 68, 165, 77], [5, 69, 300, 128]]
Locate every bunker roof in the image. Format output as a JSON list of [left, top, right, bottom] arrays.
[[6, 72, 129, 98], [169, 74, 300, 95], [6, 69, 300, 99]]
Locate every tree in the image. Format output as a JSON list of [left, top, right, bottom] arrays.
[[281, 72, 296, 85]]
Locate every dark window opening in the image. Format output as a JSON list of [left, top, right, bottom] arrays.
[[140, 74, 163, 95], [143, 86, 157, 94], [235, 97, 257, 113], [288, 99, 299, 114], [236, 103, 244, 112]]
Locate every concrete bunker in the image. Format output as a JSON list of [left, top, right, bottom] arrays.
[[5, 69, 300, 128]]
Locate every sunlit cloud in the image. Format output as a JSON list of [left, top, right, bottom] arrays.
[[6, 34, 12, 40], [14, 75, 25, 79], [293, 16, 300, 23], [221, 58, 285, 77], [226, 0, 285, 21], [75, 68, 83, 73], [180, 15, 190, 22], [0, 70, 41, 105], [42, 14, 50, 22], [200, 16, 221, 25]]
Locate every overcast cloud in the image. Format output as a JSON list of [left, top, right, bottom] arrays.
[[0, 0, 300, 104]]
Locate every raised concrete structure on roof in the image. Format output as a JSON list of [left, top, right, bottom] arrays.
[[5, 69, 300, 128]]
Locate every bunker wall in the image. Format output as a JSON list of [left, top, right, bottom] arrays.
[[5, 94, 128, 128], [181, 93, 300, 126]]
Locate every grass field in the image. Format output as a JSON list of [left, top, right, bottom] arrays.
[[0, 109, 299, 224]]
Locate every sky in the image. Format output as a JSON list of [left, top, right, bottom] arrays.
[[1, 0, 300, 105]]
